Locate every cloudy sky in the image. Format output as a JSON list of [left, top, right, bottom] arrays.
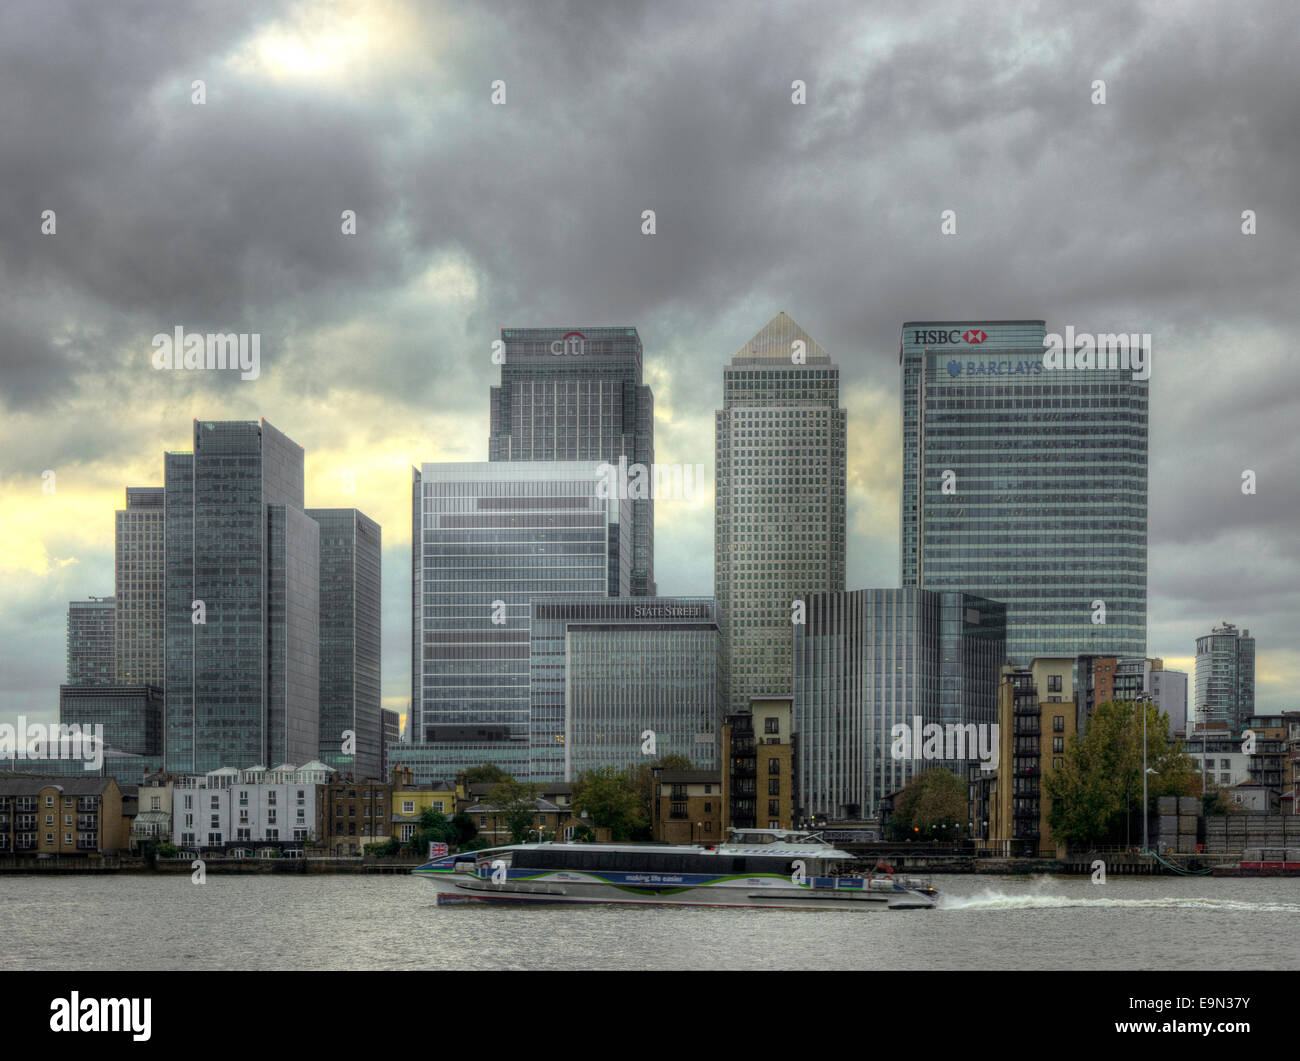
[[2, 0, 1296, 730]]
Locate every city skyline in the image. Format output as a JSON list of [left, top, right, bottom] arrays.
[[4, 3, 1298, 732]]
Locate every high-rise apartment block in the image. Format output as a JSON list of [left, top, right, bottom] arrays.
[[1194, 622, 1255, 733]]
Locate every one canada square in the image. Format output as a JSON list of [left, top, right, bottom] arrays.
[[899, 320, 1148, 663], [715, 313, 846, 714]]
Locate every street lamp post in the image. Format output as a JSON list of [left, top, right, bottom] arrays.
[[1142, 698, 1149, 853]]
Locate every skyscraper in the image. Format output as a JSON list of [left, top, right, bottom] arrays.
[[114, 486, 165, 685], [899, 320, 1148, 663], [528, 597, 719, 781], [490, 326, 656, 595], [715, 312, 846, 715], [164, 420, 320, 773], [1194, 621, 1255, 732], [793, 589, 1006, 820], [66, 597, 115, 685], [410, 461, 632, 777], [306, 508, 382, 780]]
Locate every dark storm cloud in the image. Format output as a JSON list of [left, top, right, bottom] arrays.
[[1, 0, 1297, 713]]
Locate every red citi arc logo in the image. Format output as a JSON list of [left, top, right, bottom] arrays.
[[550, 331, 586, 355], [963, 329, 987, 344]]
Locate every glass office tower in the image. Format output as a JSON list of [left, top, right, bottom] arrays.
[[164, 420, 320, 773], [715, 312, 846, 715], [490, 326, 655, 596], [66, 597, 115, 685], [528, 597, 719, 782], [900, 320, 1147, 664], [306, 508, 382, 780], [793, 589, 1006, 819], [411, 461, 632, 775], [1194, 621, 1255, 732], [115, 487, 165, 685]]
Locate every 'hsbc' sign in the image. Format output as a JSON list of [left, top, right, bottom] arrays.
[[911, 329, 987, 345]]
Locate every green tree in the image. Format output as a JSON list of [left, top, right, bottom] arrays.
[[486, 780, 542, 844], [572, 766, 645, 841], [458, 763, 513, 788], [404, 806, 460, 856], [626, 755, 694, 840], [1044, 699, 1198, 850], [449, 811, 478, 847], [886, 768, 966, 840]]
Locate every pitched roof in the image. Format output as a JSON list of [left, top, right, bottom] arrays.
[[731, 311, 830, 364]]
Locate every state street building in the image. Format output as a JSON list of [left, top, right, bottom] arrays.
[[528, 597, 719, 782]]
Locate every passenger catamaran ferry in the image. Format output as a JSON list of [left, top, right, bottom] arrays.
[[413, 828, 937, 910]]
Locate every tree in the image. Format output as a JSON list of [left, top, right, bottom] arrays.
[[449, 811, 478, 846], [459, 764, 513, 788], [627, 755, 694, 840], [486, 779, 542, 844], [1044, 699, 1198, 850], [404, 806, 459, 857], [572, 767, 645, 841], [886, 768, 966, 841]]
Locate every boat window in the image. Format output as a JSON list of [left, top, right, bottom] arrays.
[[663, 854, 684, 872], [732, 858, 746, 873]]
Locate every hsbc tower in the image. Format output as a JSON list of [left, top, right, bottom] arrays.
[[899, 320, 1147, 665]]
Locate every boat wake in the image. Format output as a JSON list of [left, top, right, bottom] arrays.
[[941, 890, 1300, 915]]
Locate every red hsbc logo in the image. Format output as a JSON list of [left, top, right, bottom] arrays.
[[911, 328, 990, 346]]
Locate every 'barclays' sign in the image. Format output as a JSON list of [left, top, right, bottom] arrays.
[[945, 359, 1045, 377]]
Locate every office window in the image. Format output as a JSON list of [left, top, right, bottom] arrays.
[[768, 758, 780, 775], [1053, 738, 1064, 754], [1047, 675, 1062, 692], [1053, 716, 1064, 733]]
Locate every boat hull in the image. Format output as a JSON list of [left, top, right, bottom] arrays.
[[415, 870, 933, 910]]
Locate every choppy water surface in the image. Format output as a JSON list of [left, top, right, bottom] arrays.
[[2, 873, 1295, 970]]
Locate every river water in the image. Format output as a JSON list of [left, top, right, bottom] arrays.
[[2, 873, 1296, 970]]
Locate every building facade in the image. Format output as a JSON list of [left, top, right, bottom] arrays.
[[793, 589, 1006, 820], [900, 320, 1148, 664], [58, 684, 162, 758], [490, 326, 656, 596], [115, 486, 165, 685], [67, 597, 115, 686], [306, 508, 382, 780], [652, 768, 724, 844], [528, 596, 719, 782], [318, 776, 391, 856], [410, 461, 632, 775], [722, 696, 796, 830], [1194, 622, 1255, 732], [987, 658, 1078, 856], [164, 420, 320, 773], [0, 777, 127, 857], [715, 312, 846, 715], [171, 761, 331, 853]]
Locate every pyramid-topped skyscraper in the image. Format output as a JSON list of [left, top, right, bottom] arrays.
[[714, 313, 847, 734]]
